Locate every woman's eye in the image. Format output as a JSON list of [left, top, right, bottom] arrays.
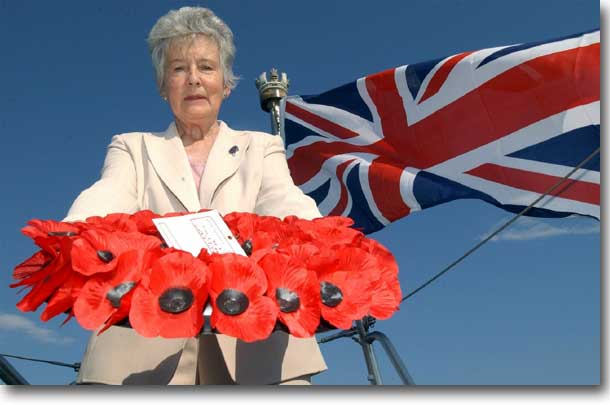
[[199, 65, 213, 71], [173, 66, 184, 72]]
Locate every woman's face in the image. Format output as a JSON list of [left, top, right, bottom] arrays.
[[163, 35, 229, 126]]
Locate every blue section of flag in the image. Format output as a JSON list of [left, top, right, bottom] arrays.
[[302, 81, 373, 122], [344, 164, 385, 233], [492, 204, 572, 219], [413, 171, 499, 209], [508, 125, 600, 171], [413, 171, 574, 219], [306, 179, 331, 207], [404, 56, 446, 100], [283, 118, 313, 147], [477, 28, 599, 68]]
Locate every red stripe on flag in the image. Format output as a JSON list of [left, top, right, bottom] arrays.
[[363, 43, 600, 169], [466, 163, 600, 205], [365, 68, 410, 163], [419, 51, 474, 103], [367, 157, 411, 221], [329, 160, 354, 216], [288, 141, 367, 185], [285, 102, 360, 140]]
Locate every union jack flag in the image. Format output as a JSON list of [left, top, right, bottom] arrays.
[[281, 29, 600, 234]]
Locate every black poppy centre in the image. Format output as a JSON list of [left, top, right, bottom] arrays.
[[106, 281, 137, 308], [241, 239, 253, 256], [97, 250, 114, 263], [320, 281, 343, 307], [216, 288, 249, 315], [47, 231, 78, 237], [158, 287, 194, 314], [275, 287, 300, 312]]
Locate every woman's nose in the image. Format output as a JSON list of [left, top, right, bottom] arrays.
[[187, 68, 200, 86]]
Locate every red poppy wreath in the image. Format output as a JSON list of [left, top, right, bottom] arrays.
[[10, 210, 402, 342]]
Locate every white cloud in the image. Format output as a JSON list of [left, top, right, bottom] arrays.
[[0, 313, 75, 345], [479, 217, 600, 242]]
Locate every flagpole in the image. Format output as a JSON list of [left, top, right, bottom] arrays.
[[255, 68, 289, 136]]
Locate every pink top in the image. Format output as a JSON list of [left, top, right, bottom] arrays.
[[187, 156, 205, 189]]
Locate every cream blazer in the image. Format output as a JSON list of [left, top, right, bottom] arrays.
[[64, 121, 327, 385]]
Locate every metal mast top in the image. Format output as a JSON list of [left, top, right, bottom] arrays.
[[255, 68, 289, 136]]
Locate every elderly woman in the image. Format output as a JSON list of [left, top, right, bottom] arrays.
[[65, 7, 327, 385]]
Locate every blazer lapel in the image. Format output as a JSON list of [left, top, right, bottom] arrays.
[[143, 123, 201, 213], [199, 121, 251, 208]]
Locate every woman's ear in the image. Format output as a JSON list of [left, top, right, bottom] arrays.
[[160, 80, 168, 101], [223, 87, 231, 99]]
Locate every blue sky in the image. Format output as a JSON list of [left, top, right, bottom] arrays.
[[0, 0, 600, 386]]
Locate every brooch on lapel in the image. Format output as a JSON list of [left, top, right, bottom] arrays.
[[228, 145, 239, 156]]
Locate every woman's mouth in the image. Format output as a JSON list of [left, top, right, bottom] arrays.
[[184, 95, 207, 101]]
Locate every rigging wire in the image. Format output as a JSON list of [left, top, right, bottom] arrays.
[[0, 353, 80, 371], [401, 146, 600, 303]]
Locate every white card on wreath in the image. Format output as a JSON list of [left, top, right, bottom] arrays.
[[152, 210, 246, 257]]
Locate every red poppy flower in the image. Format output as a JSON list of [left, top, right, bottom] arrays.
[[357, 239, 397, 276], [21, 219, 80, 241], [12, 250, 52, 282], [14, 259, 73, 313], [223, 212, 269, 251], [258, 250, 320, 337], [10, 236, 72, 304], [13, 235, 74, 313], [224, 212, 296, 255], [73, 248, 162, 332], [129, 210, 162, 235], [277, 243, 320, 264], [223, 212, 258, 239], [283, 215, 353, 229], [311, 246, 377, 330], [250, 239, 318, 267], [129, 250, 210, 338], [102, 248, 166, 333], [196, 248, 215, 265], [255, 215, 287, 234], [14, 220, 79, 287], [160, 211, 191, 218], [286, 216, 363, 249], [367, 278, 401, 320], [358, 238, 402, 319], [40, 271, 88, 322], [81, 213, 139, 233], [71, 229, 162, 276], [208, 253, 278, 342], [272, 221, 314, 253]]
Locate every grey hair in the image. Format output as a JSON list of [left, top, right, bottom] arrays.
[[147, 7, 238, 94]]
